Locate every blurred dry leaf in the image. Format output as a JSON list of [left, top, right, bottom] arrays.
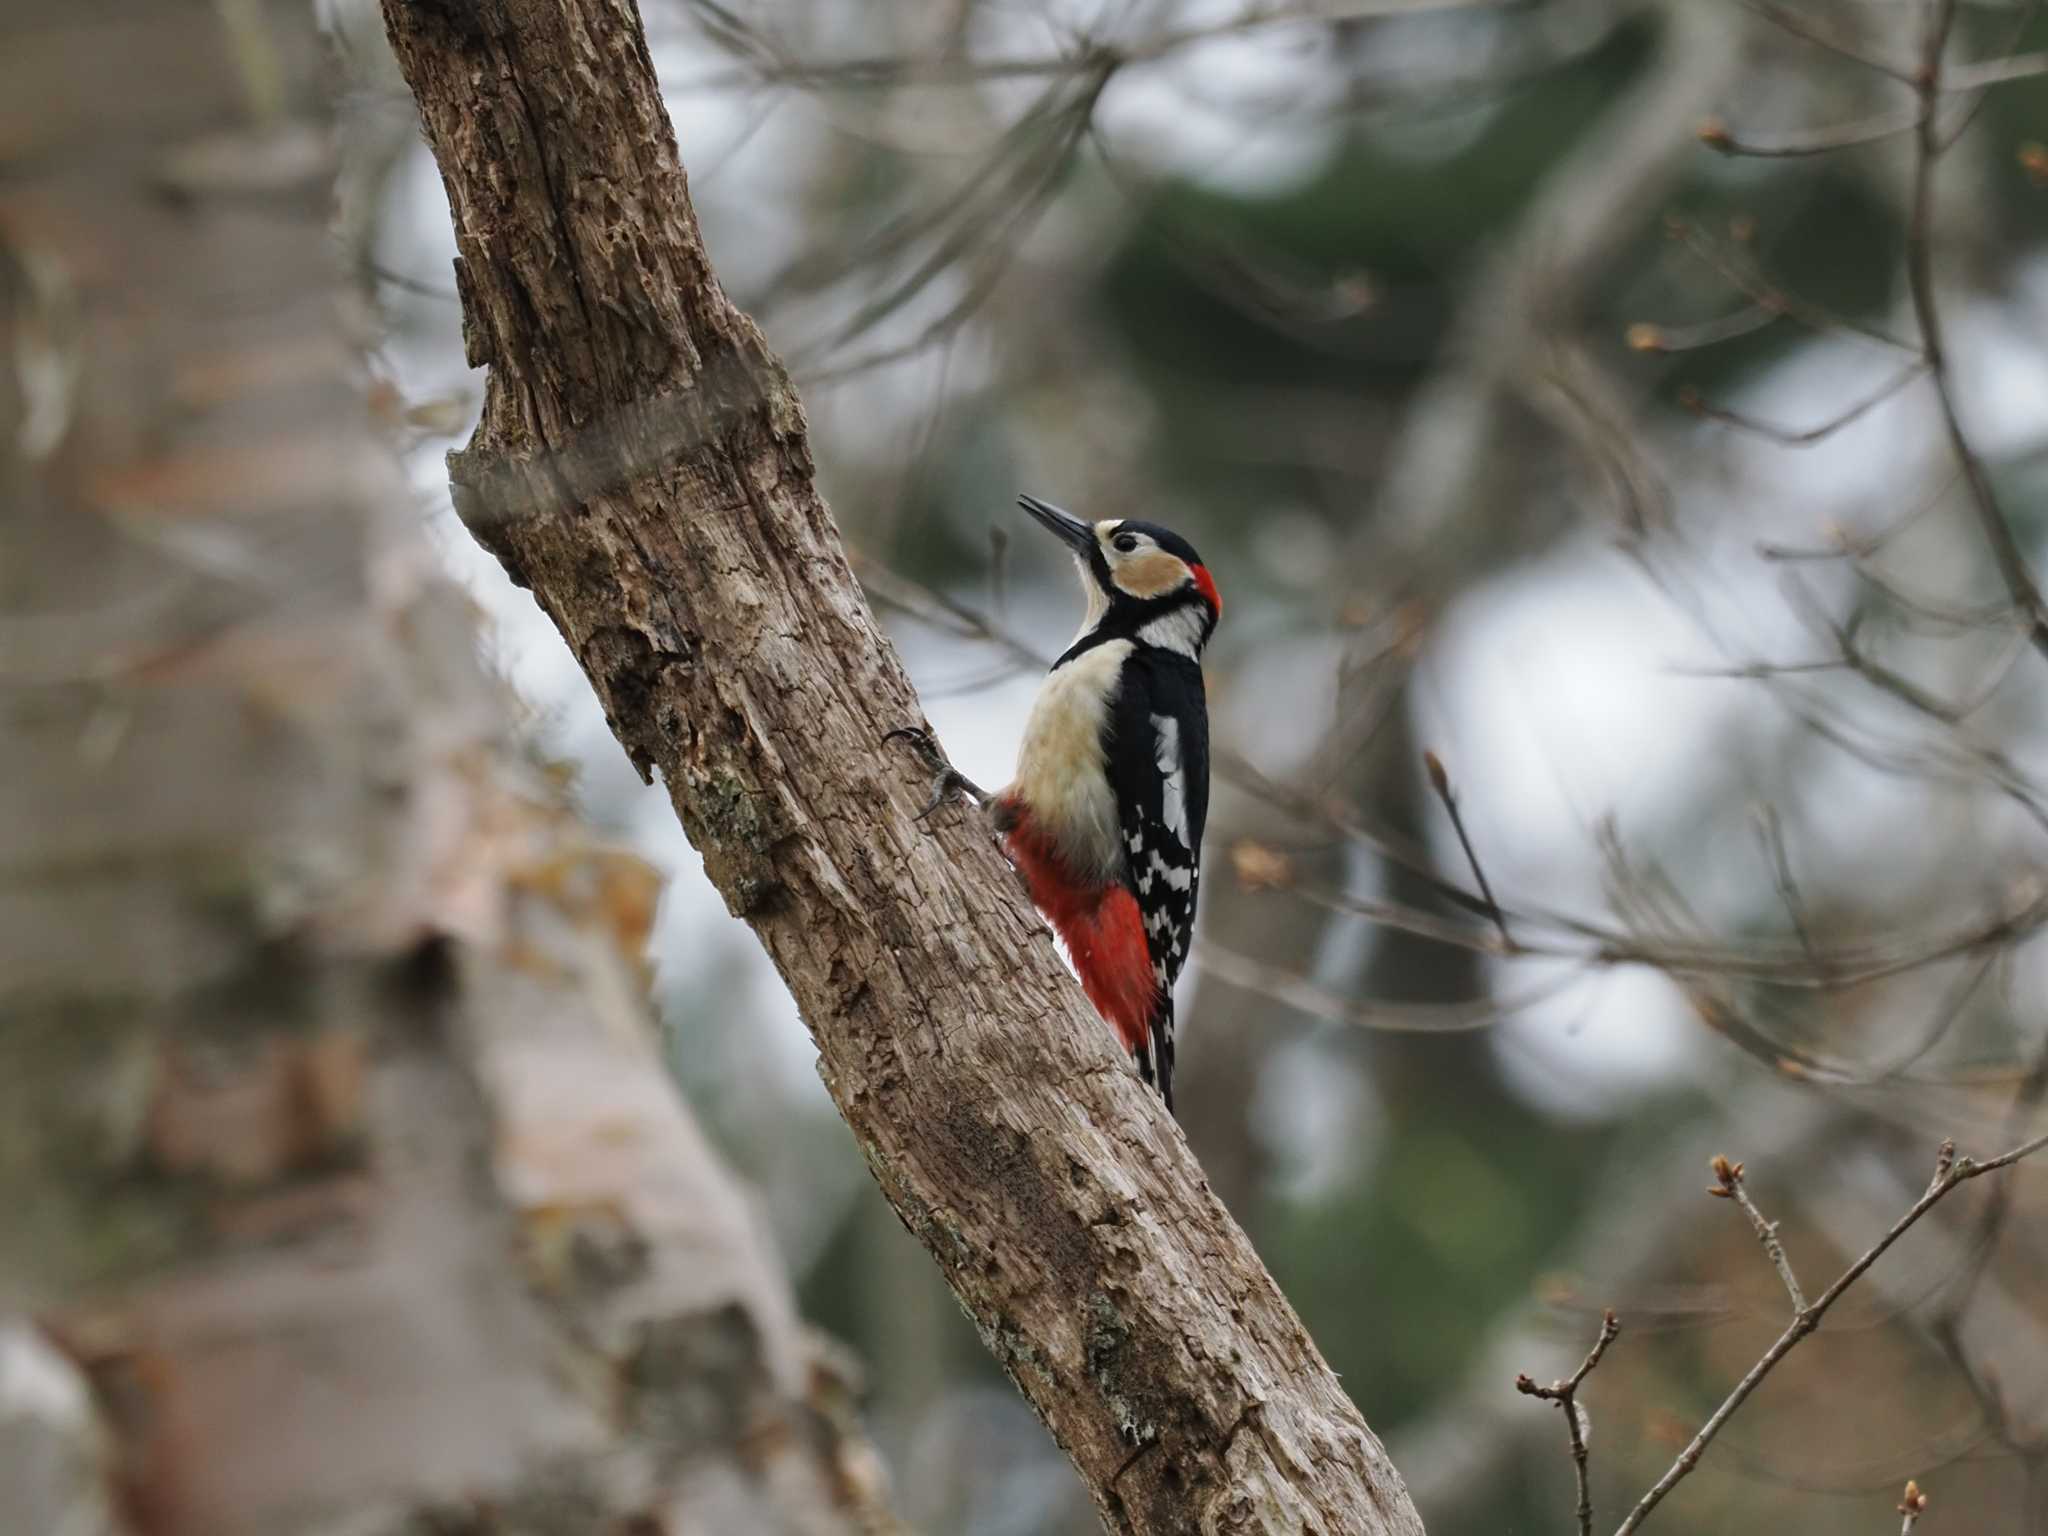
[[1648, 1407, 1692, 1449], [1231, 839, 1294, 892]]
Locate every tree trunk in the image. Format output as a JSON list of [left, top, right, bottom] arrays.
[[0, 4, 897, 1534], [376, 3, 1424, 1532]]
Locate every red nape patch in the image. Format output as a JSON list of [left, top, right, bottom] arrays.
[[997, 800, 1159, 1058], [1190, 563, 1222, 617]]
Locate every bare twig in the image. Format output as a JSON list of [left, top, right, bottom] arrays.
[[1774, 569, 2008, 725], [1936, 0, 2044, 148], [1708, 1154, 1807, 1312], [1518, 1309, 1622, 1536], [1737, 0, 1918, 84], [1670, 221, 1920, 355], [672, 0, 1497, 90], [1945, 49, 2048, 91], [1898, 1478, 1929, 1533], [1750, 804, 1822, 969], [1613, 1132, 2048, 1536], [1904, 0, 2048, 662], [1424, 750, 1514, 951], [1193, 944, 1574, 1033], [1624, 306, 1779, 355], [1696, 107, 1920, 158], [1755, 474, 1957, 563], [1676, 361, 1926, 448]]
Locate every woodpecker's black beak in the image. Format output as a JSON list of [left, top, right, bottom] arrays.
[[1017, 494, 1096, 558]]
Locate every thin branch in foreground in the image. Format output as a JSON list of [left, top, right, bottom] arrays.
[[1518, 1309, 1622, 1536], [1424, 750, 1514, 951], [1708, 1154, 1807, 1312], [1613, 1132, 2048, 1536]]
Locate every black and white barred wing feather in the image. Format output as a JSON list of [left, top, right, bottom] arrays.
[[1108, 650, 1211, 1098]]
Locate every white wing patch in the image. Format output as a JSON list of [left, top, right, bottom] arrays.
[[1151, 713, 1187, 841]]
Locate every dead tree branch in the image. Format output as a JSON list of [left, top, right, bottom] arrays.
[[376, 2, 1422, 1530]]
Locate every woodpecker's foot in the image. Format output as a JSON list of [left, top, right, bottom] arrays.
[[884, 726, 988, 821]]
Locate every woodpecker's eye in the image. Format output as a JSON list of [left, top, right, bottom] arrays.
[[1111, 532, 1140, 554]]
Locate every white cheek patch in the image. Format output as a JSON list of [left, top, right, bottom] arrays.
[[1151, 714, 1188, 841]]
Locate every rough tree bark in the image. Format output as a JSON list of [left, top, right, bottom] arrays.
[[377, 3, 1424, 1532], [0, 4, 898, 1534]]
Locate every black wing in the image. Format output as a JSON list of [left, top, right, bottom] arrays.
[[1105, 648, 1210, 1110]]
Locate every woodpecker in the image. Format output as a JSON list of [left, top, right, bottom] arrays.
[[895, 495, 1221, 1113]]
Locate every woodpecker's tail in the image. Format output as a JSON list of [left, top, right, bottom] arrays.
[[1151, 995, 1176, 1116]]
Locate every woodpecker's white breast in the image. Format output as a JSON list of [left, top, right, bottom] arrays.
[[1008, 639, 1131, 884]]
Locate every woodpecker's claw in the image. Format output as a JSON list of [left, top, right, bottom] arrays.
[[884, 726, 987, 821]]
